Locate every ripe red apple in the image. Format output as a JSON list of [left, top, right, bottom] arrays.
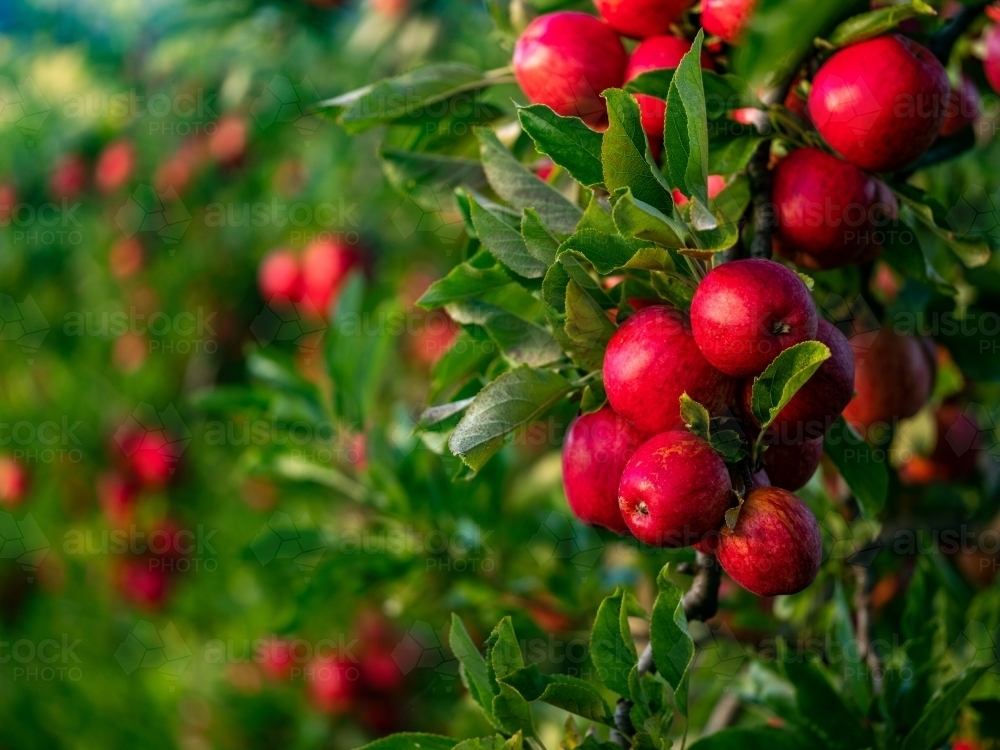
[[673, 174, 726, 207], [771, 148, 897, 269], [694, 467, 769, 553], [625, 35, 715, 137], [761, 435, 823, 491], [0, 456, 29, 507], [258, 248, 303, 303], [939, 75, 980, 136], [361, 649, 403, 692], [50, 154, 88, 199], [808, 35, 949, 172], [513, 12, 628, 129], [900, 402, 980, 483], [411, 312, 458, 365], [986, 24, 1000, 94], [118, 430, 176, 487], [842, 328, 935, 432], [109, 237, 144, 279], [119, 559, 169, 609], [302, 239, 362, 316], [690, 258, 818, 377], [95, 140, 135, 193], [0, 183, 17, 224], [740, 318, 855, 442], [604, 305, 736, 435], [594, 0, 691, 39], [209, 114, 247, 165], [97, 472, 138, 525], [618, 430, 734, 547], [309, 656, 358, 713], [716, 486, 822, 596], [701, 0, 757, 44], [562, 405, 645, 533]]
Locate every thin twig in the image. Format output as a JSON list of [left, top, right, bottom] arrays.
[[703, 691, 742, 735], [682, 551, 722, 622], [853, 565, 883, 695]]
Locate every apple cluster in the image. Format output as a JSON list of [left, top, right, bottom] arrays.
[[257, 239, 365, 317]]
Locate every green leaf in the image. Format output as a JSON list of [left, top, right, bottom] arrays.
[[453, 737, 505, 750], [649, 565, 694, 715], [627, 70, 758, 118], [664, 30, 710, 217], [733, 0, 866, 90], [381, 147, 487, 211], [750, 341, 832, 433], [517, 104, 605, 188], [355, 733, 460, 750], [477, 129, 581, 234], [468, 194, 549, 279], [450, 615, 499, 727], [612, 188, 688, 248], [893, 185, 991, 269], [578, 193, 618, 234], [831, 582, 871, 713], [521, 208, 561, 265], [823, 416, 888, 518], [493, 683, 536, 738], [580, 382, 608, 414], [446, 299, 562, 367], [486, 618, 535, 737], [650, 271, 696, 311], [542, 261, 570, 314], [708, 125, 766, 175], [418, 256, 513, 309], [900, 666, 989, 750], [826, 1, 936, 48], [323, 63, 498, 133], [880, 215, 956, 296], [448, 366, 574, 470], [564, 280, 615, 366], [782, 659, 872, 750], [679, 393, 711, 443], [500, 664, 613, 723], [589, 587, 640, 697], [559, 228, 650, 274], [601, 89, 673, 214]]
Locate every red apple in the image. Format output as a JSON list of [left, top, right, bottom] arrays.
[[939, 75, 980, 136], [259, 638, 294, 680], [513, 12, 628, 128], [604, 305, 736, 435], [50, 154, 88, 199], [771, 148, 897, 269], [842, 328, 935, 432], [361, 650, 403, 692], [0, 183, 17, 224], [690, 258, 818, 377], [761, 435, 823, 491], [95, 140, 135, 193], [694, 467, 769, 553], [673, 174, 726, 207], [0, 456, 29, 507], [258, 248, 302, 303], [209, 115, 247, 165], [411, 312, 458, 365], [302, 239, 362, 316], [701, 0, 757, 44], [594, 0, 691, 39], [900, 402, 980, 483], [716, 486, 822, 596], [986, 24, 1000, 94], [119, 560, 169, 609], [561, 405, 645, 533], [109, 237, 144, 279], [618, 430, 734, 547], [118, 430, 176, 487], [808, 35, 949, 172], [309, 656, 358, 713], [740, 319, 855, 442], [625, 35, 714, 137]]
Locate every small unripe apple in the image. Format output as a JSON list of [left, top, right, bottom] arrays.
[[258, 248, 303, 303], [761, 435, 823, 491], [209, 115, 247, 165], [842, 328, 935, 432], [302, 239, 362, 316], [701, 0, 757, 44], [604, 305, 736, 435], [808, 35, 949, 172], [625, 35, 715, 137], [985, 24, 1000, 94], [618, 430, 734, 547], [716, 486, 822, 596], [740, 319, 855, 442], [939, 75, 980, 136], [309, 656, 358, 713], [771, 148, 897, 269], [594, 0, 691, 39], [95, 140, 136, 193], [562, 405, 645, 533], [513, 12, 628, 128], [50, 154, 88, 199], [0, 456, 29, 507], [690, 258, 818, 377]]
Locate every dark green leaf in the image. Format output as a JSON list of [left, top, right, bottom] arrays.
[[612, 188, 688, 248], [826, 1, 936, 48], [649, 565, 694, 714], [679, 393, 711, 443], [517, 104, 605, 188], [564, 280, 615, 364], [355, 733, 459, 750], [521, 208, 561, 265], [688, 727, 814, 750], [559, 228, 650, 274], [448, 366, 574, 470], [900, 666, 989, 750], [708, 124, 766, 175], [894, 186, 991, 269], [446, 299, 562, 367], [578, 193, 618, 234], [750, 341, 831, 433], [450, 615, 499, 726], [468, 194, 549, 278], [782, 659, 872, 750], [664, 30, 710, 214], [418, 257, 513, 309], [590, 587, 640, 697], [501, 664, 612, 723], [823, 416, 888, 518], [381, 147, 487, 212], [602, 89, 673, 214]]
